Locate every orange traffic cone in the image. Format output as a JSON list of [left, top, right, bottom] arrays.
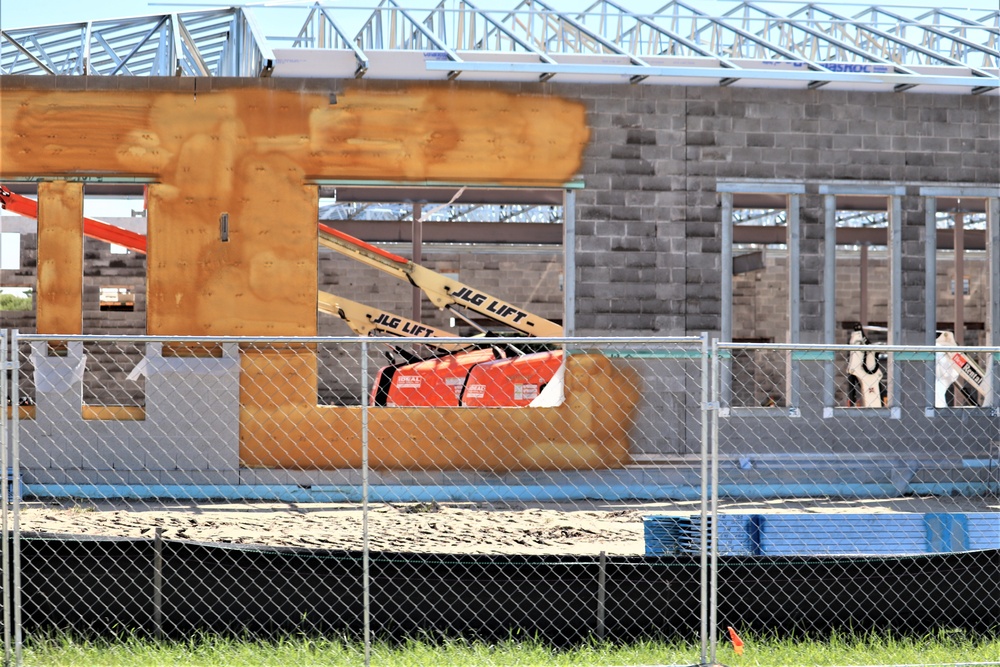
[[727, 626, 745, 656]]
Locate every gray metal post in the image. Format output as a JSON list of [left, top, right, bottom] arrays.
[[563, 189, 576, 336], [412, 202, 422, 323], [925, 197, 938, 409], [787, 194, 801, 409], [721, 193, 733, 343], [989, 197, 1000, 404], [709, 337, 721, 664], [1, 331, 9, 667], [699, 332, 709, 664], [823, 195, 837, 407], [361, 340, 371, 667], [154, 527, 163, 639], [954, 212, 966, 347], [889, 195, 903, 402], [10, 331, 20, 667], [720, 193, 733, 409], [596, 550, 606, 640]]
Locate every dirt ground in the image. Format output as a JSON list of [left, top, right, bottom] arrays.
[[13, 494, 999, 556]]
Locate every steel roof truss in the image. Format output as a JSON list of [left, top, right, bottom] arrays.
[[356, 0, 463, 78], [588, 0, 741, 69], [873, 6, 998, 71], [659, 1, 840, 87], [815, 4, 990, 73], [293, 4, 369, 76], [317, 7, 369, 77], [173, 16, 209, 76], [458, 0, 559, 81], [480, 0, 651, 82], [737, 2, 921, 90], [866, 6, 998, 70]]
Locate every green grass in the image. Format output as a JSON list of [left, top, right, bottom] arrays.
[[18, 630, 1000, 667], [0, 293, 32, 311]]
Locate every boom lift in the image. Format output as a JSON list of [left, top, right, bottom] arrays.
[[317, 223, 563, 338], [934, 330, 989, 407], [316, 223, 566, 407], [847, 325, 884, 407]]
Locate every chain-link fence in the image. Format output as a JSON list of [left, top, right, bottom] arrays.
[[703, 340, 1000, 665], [1, 331, 998, 666]]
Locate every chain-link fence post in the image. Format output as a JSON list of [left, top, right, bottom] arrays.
[[8, 331, 20, 667], [361, 339, 371, 667], [709, 337, 721, 666], [1, 329, 9, 667], [698, 332, 709, 665]]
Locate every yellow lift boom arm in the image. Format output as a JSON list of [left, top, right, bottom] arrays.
[[318, 223, 563, 338], [317, 291, 470, 352]]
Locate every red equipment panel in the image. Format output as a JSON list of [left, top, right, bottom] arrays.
[[461, 350, 563, 407], [375, 347, 501, 407]]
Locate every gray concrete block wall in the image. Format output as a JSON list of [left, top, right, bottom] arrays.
[[20, 341, 241, 487], [564, 82, 998, 339]]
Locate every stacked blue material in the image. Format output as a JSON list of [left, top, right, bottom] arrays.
[[643, 513, 1000, 557]]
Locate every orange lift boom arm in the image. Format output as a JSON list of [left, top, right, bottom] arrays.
[[0, 186, 148, 255]]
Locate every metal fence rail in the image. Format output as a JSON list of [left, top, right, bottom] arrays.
[[1, 331, 998, 666]]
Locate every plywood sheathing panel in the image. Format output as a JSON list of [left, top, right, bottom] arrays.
[[306, 86, 590, 182], [36, 181, 83, 335], [147, 180, 318, 336], [240, 354, 640, 472], [0, 86, 589, 185]]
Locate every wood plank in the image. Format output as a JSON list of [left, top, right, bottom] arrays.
[[36, 181, 83, 335]]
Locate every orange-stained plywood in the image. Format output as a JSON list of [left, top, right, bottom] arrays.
[[147, 181, 318, 336], [240, 346, 319, 410], [36, 181, 83, 335], [0, 86, 589, 185], [240, 354, 640, 471], [306, 87, 589, 182]]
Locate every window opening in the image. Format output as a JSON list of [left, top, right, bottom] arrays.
[[315, 187, 565, 408], [934, 205, 989, 408], [99, 286, 135, 312], [835, 201, 890, 408], [732, 206, 789, 408], [82, 185, 148, 414], [0, 231, 20, 269]]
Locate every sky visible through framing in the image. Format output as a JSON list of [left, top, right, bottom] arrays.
[[2, 0, 998, 34]]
